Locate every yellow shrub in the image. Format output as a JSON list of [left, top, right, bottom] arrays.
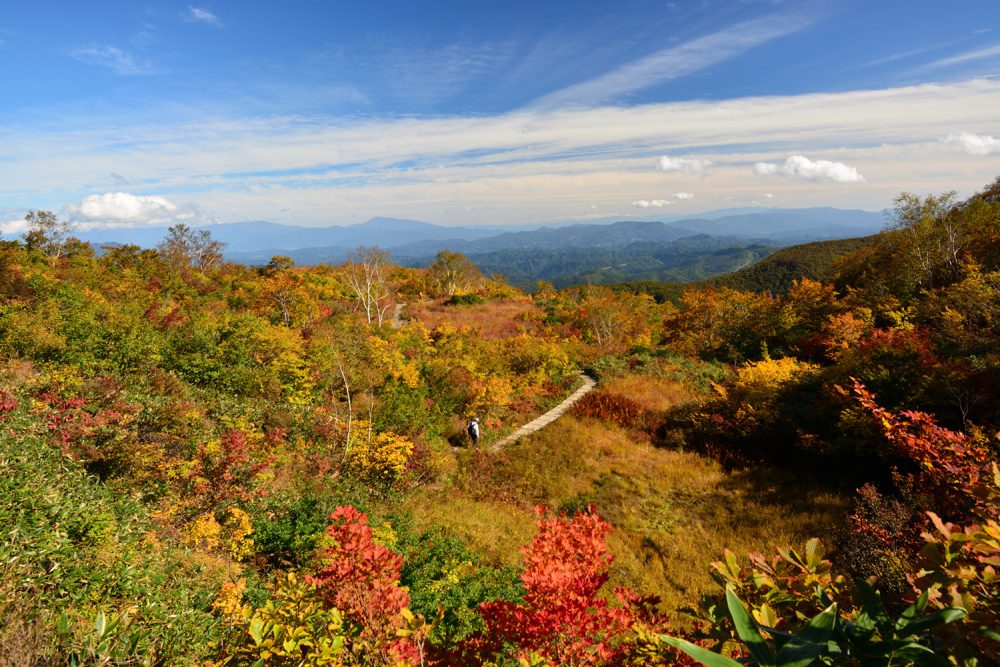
[[184, 513, 222, 552], [224, 507, 255, 561], [731, 357, 818, 404], [219, 573, 347, 666], [347, 431, 414, 486]]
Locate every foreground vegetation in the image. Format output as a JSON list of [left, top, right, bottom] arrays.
[[0, 178, 997, 665]]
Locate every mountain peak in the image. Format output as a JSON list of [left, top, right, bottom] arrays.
[[359, 216, 439, 231]]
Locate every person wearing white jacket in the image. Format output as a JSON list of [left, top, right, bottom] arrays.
[[467, 417, 480, 447]]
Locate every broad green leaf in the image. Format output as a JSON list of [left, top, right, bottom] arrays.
[[726, 587, 774, 666], [890, 642, 951, 667], [249, 617, 264, 645], [774, 604, 837, 667], [856, 580, 892, 636], [658, 635, 745, 667], [897, 607, 966, 638], [896, 590, 931, 631]]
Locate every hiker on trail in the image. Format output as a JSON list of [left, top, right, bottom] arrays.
[[467, 417, 479, 447]]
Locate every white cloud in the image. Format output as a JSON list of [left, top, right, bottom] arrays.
[[4, 80, 1000, 225], [532, 13, 816, 108], [1, 218, 29, 235], [659, 155, 712, 174], [633, 192, 693, 207], [925, 43, 1000, 69], [945, 131, 1000, 155], [754, 155, 865, 183], [186, 6, 221, 25], [70, 45, 152, 75], [65, 192, 204, 229]]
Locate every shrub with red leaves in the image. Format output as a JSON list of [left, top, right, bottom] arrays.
[[0, 389, 17, 422], [853, 380, 993, 522], [478, 507, 661, 665], [309, 506, 417, 665], [188, 429, 271, 511], [572, 391, 646, 430]]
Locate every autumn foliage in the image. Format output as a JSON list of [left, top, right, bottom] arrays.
[[309, 506, 417, 664], [477, 508, 660, 665]]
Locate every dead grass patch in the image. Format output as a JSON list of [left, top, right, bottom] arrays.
[[601, 375, 695, 412], [403, 385, 850, 618], [408, 298, 541, 339]]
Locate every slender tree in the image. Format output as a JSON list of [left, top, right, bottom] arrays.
[[344, 246, 394, 327]]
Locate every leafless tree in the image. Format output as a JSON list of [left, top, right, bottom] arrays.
[[344, 246, 394, 326]]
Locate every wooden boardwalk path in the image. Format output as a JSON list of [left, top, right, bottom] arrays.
[[491, 373, 596, 449]]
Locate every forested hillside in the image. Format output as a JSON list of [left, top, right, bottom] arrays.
[[1, 179, 998, 665]]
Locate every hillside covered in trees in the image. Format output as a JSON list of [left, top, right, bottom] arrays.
[[0, 179, 998, 665]]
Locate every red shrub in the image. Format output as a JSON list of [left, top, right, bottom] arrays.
[[572, 391, 646, 430], [0, 390, 17, 422], [478, 508, 661, 665], [309, 506, 416, 664]]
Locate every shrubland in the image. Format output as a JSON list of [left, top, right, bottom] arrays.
[[0, 176, 996, 665]]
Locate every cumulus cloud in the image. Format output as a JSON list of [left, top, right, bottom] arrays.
[[631, 192, 692, 207], [70, 45, 153, 75], [945, 132, 1000, 155], [659, 155, 712, 174], [65, 192, 203, 229], [185, 6, 221, 25], [754, 155, 865, 183], [1, 218, 30, 235]]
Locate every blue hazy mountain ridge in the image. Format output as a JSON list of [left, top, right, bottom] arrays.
[[76, 217, 502, 254], [79, 208, 885, 268]]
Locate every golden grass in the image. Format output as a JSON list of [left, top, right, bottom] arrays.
[[400, 487, 537, 567], [407, 298, 541, 339], [601, 374, 695, 412], [400, 374, 851, 618]]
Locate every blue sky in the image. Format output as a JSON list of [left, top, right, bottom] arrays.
[[2, 0, 999, 229]]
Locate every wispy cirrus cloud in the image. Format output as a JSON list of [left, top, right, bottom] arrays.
[[531, 12, 816, 108], [921, 43, 1000, 69], [70, 45, 153, 75], [185, 6, 222, 26], [3, 80, 1000, 226]]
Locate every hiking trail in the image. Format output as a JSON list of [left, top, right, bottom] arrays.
[[491, 372, 596, 449]]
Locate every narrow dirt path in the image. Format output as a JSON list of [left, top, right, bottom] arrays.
[[391, 302, 405, 328], [491, 372, 596, 449]]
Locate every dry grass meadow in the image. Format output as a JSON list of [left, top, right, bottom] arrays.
[[401, 373, 850, 618]]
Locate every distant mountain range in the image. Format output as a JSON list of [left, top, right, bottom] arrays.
[[76, 207, 887, 289]]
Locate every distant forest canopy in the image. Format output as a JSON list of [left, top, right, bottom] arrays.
[[0, 177, 997, 665], [72, 205, 887, 291]]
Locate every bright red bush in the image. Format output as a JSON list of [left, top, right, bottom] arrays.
[[0, 389, 17, 422], [309, 506, 416, 664], [478, 507, 660, 665], [854, 380, 993, 521]]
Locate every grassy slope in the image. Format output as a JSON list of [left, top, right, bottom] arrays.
[[0, 404, 225, 664], [398, 373, 849, 617]]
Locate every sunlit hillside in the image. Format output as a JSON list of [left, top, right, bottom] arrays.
[[1, 179, 997, 664]]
